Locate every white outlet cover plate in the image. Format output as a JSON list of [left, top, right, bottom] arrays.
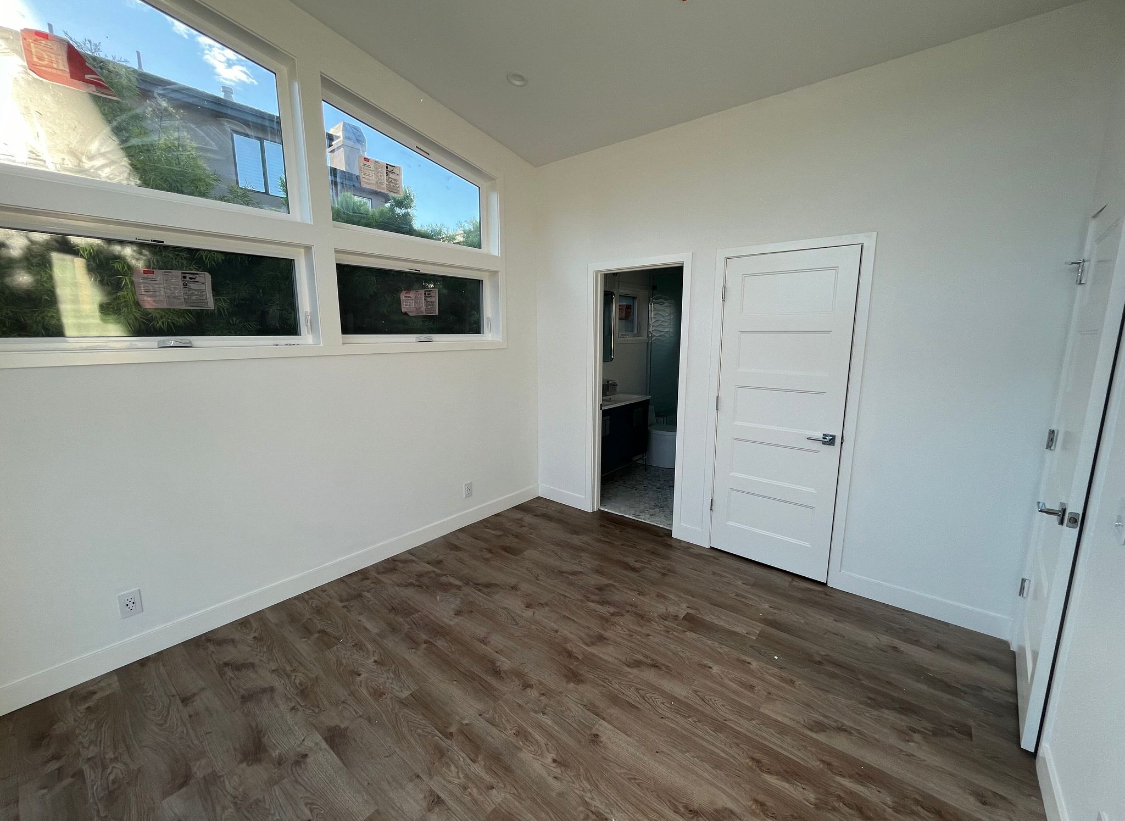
[[118, 588, 143, 618]]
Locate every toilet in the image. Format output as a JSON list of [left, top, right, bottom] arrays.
[[648, 423, 677, 469]]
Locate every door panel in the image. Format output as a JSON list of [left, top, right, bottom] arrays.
[[1015, 213, 1125, 750], [710, 245, 862, 581]]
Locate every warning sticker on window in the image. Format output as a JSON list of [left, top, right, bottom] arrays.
[[384, 163, 403, 196], [358, 157, 404, 196], [400, 288, 438, 316], [20, 29, 118, 99], [133, 269, 215, 310]]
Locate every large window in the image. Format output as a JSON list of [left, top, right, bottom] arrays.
[[337, 264, 484, 336], [0, 0, 289, 212], [322, 100, 482, 249], [0, 227, 300, 340], [0, 0, 501, 362]]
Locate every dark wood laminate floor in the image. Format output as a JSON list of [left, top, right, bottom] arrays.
[[0, 498, 1043, 821]]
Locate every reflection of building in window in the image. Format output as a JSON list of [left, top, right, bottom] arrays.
[[130, 68, 288, 209], [325, 122, 392, 210], [0, 24, 289, 209]]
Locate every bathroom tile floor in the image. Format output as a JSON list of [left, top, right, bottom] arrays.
[[599, 462, 674, 529]]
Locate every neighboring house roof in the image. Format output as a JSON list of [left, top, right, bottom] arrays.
[[134, 71, 282, 132]]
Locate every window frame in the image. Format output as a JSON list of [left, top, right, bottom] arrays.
[[0, 206, 317, 353], [321, 79, 499, 259], [335, 252, 500, 346]]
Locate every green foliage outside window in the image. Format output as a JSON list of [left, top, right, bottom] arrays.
[[332, 192, 482, 249], [0, 230, 298, 338], [337, 265, 483, 335]]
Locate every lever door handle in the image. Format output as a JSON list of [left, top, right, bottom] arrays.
[[1037, 501, 1067, 526], [806, 433, 837, 446]]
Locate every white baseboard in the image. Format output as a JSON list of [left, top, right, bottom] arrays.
[[829, 569, 1012, 639], [538, 483, 590, 510], [0, 485, 539, 717], [1037, 743, 1067, 821]]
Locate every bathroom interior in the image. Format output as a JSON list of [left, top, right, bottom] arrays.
[[600, 265, 683, 529]]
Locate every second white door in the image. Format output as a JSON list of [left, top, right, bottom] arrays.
[[710, 244, 862, 581]]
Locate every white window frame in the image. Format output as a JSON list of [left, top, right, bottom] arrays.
[[321, 79, 500, 263], [335, 252, 500, 346], [0, 207, 317, 353]]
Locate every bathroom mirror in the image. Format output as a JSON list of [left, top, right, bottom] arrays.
[[602, 290, 615, 362]]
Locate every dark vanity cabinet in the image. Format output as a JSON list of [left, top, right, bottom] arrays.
[[601, 399, 649, 474]]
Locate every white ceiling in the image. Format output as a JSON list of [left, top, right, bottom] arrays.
[[292, 0, 1081, 166]]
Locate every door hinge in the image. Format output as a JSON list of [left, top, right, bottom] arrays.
[[716, 395, 720, 411], [721, 281, 727, 302], [1019, 578, 1030, 598], [303, 310, 312, 332], [710, 499, 714, 512], [1069, 259, 1089, 285], [1045, 428, 1057, 450]]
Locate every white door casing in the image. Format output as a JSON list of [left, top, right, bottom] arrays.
[[710, 244, 862, 581], [1015, 210, 1125, 751]]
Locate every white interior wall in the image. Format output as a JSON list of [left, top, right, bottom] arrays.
[[0, 0, 542, 715], [535, 0, 1122, 637], [1037, 41, 1125, 821]]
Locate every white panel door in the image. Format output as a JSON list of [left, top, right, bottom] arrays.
[[710, 244, 861, 581], [1015, 211, 1125, 751]]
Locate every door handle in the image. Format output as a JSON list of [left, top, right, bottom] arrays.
[[1037, 501, 1067, 526], [806, 433, 837, 446]]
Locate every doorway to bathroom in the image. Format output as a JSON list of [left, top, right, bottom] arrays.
[[589, 255, 692, 534]]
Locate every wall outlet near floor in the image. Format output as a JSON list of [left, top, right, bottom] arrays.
[[118, 588, 143, 618], [463, 481, 473, 499]]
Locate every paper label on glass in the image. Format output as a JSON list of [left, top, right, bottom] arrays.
[[358, 156, 386, 191], [384, 163, 403, 196], [400, 288, 438, 316], [20, 29, 118, 99], [359, 158, 403, 196], [133, 269, 215, 310]]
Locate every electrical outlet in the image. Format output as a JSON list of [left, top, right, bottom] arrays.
[[463, 481, 473, 499], [118, 589, 143, 619]]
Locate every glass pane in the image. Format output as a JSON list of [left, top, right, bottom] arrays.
[[263, 140, 285, 197], [0, 0, 289, 212], [0, 227, 299, 338], [337, 264, 483, 335], [322, 101, 481, 248], [233, 133, 264, 192]]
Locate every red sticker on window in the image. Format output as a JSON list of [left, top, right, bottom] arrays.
[[20, 29, 118, 99]]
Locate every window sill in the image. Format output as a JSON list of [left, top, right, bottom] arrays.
[[0, 338, 506, 369]]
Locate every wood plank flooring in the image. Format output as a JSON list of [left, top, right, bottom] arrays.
[[0, 498, 1044, 821]]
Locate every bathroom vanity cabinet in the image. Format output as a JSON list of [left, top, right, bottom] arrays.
[[601, 396, 650, 474]]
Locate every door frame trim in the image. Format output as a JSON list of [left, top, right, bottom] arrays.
[[703, 233, 877, 567], [586, 252, 695, 542]]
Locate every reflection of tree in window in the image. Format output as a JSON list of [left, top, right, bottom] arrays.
[[0, 229, 298, 339], [336, 265, 482, 335]]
